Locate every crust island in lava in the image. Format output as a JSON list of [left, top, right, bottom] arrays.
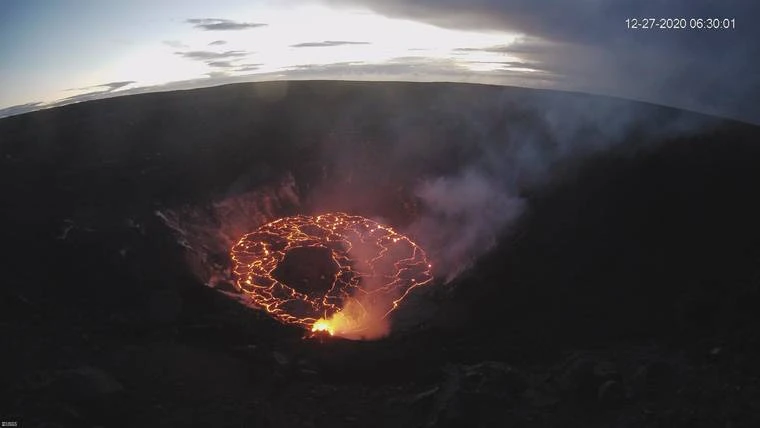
[[230, 213, 434, 339]]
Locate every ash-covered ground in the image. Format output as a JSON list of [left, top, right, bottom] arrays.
[[1, 81, 760, 427]]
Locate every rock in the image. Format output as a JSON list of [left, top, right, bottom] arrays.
[[64, 366, 125, 398], [232, 344, 259, 353], [296, 358, 320, 377], [558, 355, 598, 397], [558, 355, 621, 400], [45, 365, 129, 422], [461, 361, 528, 397], [425, 362, 527, 428], [598, 380, 625, 408], [403, 386, 440, 405], [593, 361, 620, 380], [631, 359, 675, 398], [147, 289, 183, 324], [272, 351, 290, 366], [522, 388, 559, 408], [645, 360, 674, 389], [299, 368, 319, 377]]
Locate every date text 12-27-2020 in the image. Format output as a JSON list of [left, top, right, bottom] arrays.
[[626, 18, 735, 30]]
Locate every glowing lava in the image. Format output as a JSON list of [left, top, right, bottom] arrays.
[[230, 213, 433, 339], [312, 319, 335, 336]]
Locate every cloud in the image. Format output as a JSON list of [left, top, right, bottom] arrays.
[[0, 57, 554, 119], [454, 45, 516, 54], [0, 102, 43, 119], [455, 37, 558, 57], [286, 61, 365, 71], [207, 61, 234, 68], [186, 18, 267, 31], [197, 60, 264, 73], [278, 57, 556, 89], [30, 81, 136, 112], [45, 89, 127, 109], [205, 71, 230, 79], [163, 40, 189, 49], [234, 63, 264, 73], [208, 40, 227, 46], [68, 81, 136, 93], [290, 40, 371, 48], [101, 81, 135, 91], [93, 81, 136, 92], [174, 50, 261, 73], [175, 50, 249, 61], [325, 0, 760, 124]]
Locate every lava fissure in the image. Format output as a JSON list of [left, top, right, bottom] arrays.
[[230, 213, 433, 339]]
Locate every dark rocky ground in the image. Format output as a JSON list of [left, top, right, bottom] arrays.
[[1, 81, 759, 427]]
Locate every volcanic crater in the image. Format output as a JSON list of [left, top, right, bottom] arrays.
[[2, 81, 760, 427]]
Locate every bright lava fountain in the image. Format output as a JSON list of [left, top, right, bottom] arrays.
[[230, 213, 433, 339]]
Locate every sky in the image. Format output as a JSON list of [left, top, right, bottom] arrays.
[[1, 0, 758, 123]]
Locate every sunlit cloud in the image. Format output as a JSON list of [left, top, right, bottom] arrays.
[[207, 61, 234, 68], [163, 40, 189, 49], [234, 64, 264, 72], [291, 41, 371, 48], [206, 71, 230, 78], [68, 81, 136, 92], [186, 18, 267, 31], [1, 0, 757, 123], [454, 46, 514, 54], [322, 0, 760, 123], [175, 50, 250, 61], [0, 3, 529, 118], [0, 102, 43, 118]]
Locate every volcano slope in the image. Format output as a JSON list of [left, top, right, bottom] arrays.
[[1, 80, 759, 427]]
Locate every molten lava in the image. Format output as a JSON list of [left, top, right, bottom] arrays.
[[230, 213, 433, 339]]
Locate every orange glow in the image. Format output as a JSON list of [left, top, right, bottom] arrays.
[[230, 213, 433, 339], [311, 320, 335, 336]]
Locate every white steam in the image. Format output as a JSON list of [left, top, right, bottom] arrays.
[[407, 169, 525, 282]]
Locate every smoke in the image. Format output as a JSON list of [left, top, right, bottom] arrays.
[[313, 217, 433, 340], [344, 232, 394, 339], [318, 296, 392, 340], [156, 173, 301, 287], [408, 169, 525, 282], [387, 87, 715, 282], [152, 81, 717, 337]]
